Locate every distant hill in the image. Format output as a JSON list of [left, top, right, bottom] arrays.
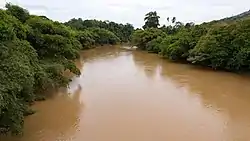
[[219, 10, 250, 22]]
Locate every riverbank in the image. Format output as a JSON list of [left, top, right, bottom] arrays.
[[131, 17, 250, 72], [0, 4, 134, 134]]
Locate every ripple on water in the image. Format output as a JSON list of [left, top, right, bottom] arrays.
[[2, 46, 250, 141]]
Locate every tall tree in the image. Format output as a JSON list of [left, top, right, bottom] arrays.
[[185, 22, 195, 28], [5, 3, 30, 23], [174, 21, 184, 29], [143, 11, 160, 29]]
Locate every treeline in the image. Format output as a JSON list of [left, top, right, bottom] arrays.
[[132, 11, 250, 71], [65, 18, 134, 42], [0, 4, 134, 134]]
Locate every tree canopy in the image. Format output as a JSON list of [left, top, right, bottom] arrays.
[[132, 10, 250, 72], [0, 3, 134, 135], [65, 19, 134, 42], [143, 11, 160, 29]]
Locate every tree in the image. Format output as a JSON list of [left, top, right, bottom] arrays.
[[5, 3, 30, 23], [65, 19, 134, 42], [131, 28, 166, 50], [174, 21, 184, 29], [143, 11, 160, 29], [185, 22, 195, 28], [0, 4, 124, 135], [172, 17, 176, 24]]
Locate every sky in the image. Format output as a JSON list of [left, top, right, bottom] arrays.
[[0, 0, 250, 27]]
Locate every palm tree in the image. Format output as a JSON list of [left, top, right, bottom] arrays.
[[167, 17, 170, 22], [143, 11, 160, 29], [172, 17, 176, 23]]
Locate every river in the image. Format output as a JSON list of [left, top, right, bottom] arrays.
[[2, 46, 250, 141]]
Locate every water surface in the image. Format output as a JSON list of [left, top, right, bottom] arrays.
[[3, 46, 250, 141]]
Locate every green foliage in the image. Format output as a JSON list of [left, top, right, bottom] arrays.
[[65, 19, 134, 42], [131, 28, 166, 50], [64, 18, 85, 30], [5, 3, 30, 23], [159, 26, 208, 61], [132, 19, 209, 61], [0, 39, 38, 134], [76, 30, 95, 49], [132, 10, 250, 72], [131, 11, 211, 62], [0, 9, 27, 40], [188, 19, 250, 71], [26, 16, 72, 38], [26, 16, 81, 60], [0, 4, 126, 135], [143, 11, 160, 29], [159, 35, 181, 60], [146, 36, 164, 53], [88, 28, 120, 45]]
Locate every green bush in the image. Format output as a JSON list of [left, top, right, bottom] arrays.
[[145, 36, 164, 53], [89, 28, 120, 45], [131, 28, 166, 50], [26, 16, 72, 37], [159, 35, 180, 60], [5, 3, 30, 23], [0, 39, 38, 134], [65, 19, 134, 42], [131, 22, 210, 62], [188, 19, 250, 71], [158, 26, 208, 61], [76, 30, 96, 49], [0, 9, 27, 40], [130, 12, 250, 72]]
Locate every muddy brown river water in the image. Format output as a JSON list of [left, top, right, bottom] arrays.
[[2, 46, 250, 141]]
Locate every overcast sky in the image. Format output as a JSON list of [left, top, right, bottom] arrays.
[[0, 0, 249, 27]]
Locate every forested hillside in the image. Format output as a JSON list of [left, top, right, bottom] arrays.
[[218, 10, 250, 22], [131, 10, 250, 71], [0, 3, 134, 135]]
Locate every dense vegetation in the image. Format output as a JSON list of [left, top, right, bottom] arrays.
[[132, 11, 250, 72], [0, 4, 134, 135], [65, 18, 134, 42]]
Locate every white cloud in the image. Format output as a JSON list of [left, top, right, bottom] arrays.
[[2, 0, 250, 27], [0, 0, 6, 7]]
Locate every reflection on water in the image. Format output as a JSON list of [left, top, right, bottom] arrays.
[[3, 46, 250, 141], [1, 86, 83, 141]]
